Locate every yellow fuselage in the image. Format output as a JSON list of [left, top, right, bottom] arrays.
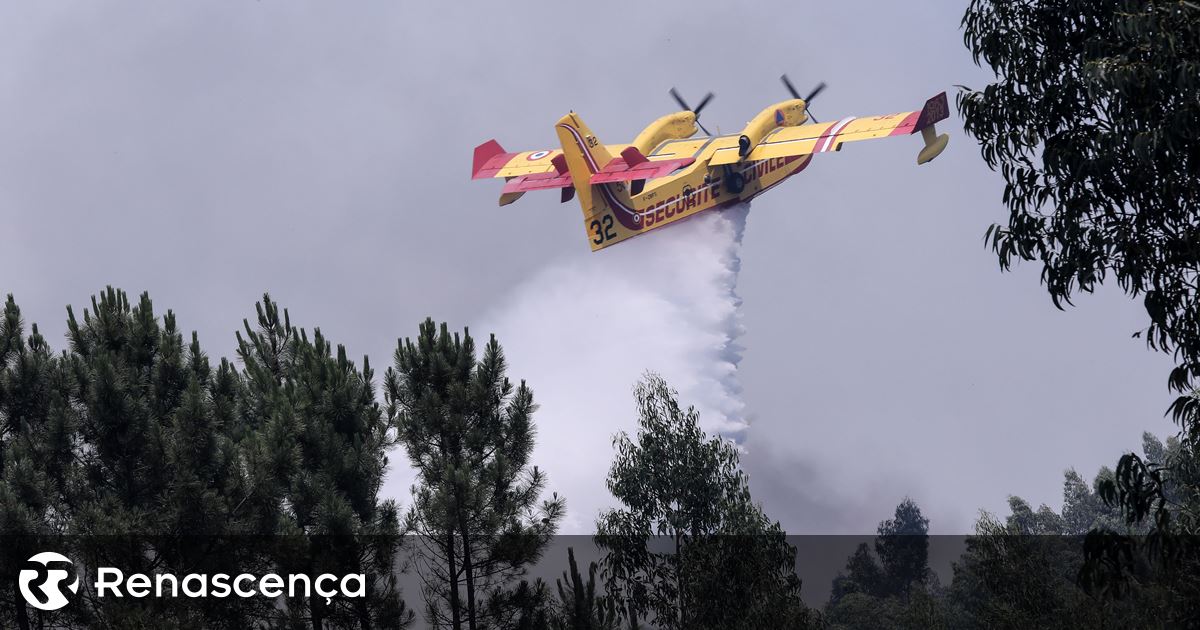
[[473, 90, 950, 252], [585, 100, 811, 251]]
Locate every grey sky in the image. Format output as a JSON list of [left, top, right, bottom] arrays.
[[1, 1, 1176, 534]]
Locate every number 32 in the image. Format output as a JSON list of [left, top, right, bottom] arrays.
[[590, 215, 617, 245]]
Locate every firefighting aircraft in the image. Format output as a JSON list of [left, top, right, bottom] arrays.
[[471, 76, 950, 252]]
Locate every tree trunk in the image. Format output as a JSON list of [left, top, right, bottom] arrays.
[[447, 529, 463, 630], [675, 532, 685, 629], [618, 564, 639, 630], [308, 547, 326, 630], [355, 594, 373, 630], [459, 514, 478, 630], [14, 582, 29, 630], [310, 590, 325, 630]]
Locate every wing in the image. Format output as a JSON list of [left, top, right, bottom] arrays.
[[708, 92, 950, 165], [647, 135, 740, 160]]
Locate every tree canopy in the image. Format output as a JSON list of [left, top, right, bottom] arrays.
[[0, 290, 412, 629], [959, 0, 1200, 429], [386, 319, 563, 630], [596, 373, 809, 630]]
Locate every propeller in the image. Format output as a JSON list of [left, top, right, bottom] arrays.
[[781, 74, 826, 123], [669, 87, 715, 135]]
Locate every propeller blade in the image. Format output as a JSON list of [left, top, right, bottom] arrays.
[[780, 74, 801, 100], [804, 81, 827, 103], [693, 92, 714, 115], [669, 87, 690, 112], [697, 120, 711, 136]]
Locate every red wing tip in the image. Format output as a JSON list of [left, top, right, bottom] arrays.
[[472, 139, 507, 179]]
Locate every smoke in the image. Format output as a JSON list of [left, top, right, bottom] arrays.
[[479, 204, 752, 533]]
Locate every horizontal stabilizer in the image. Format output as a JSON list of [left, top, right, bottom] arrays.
[[501, 171, 574, 194], [473, 140, 514, 179], [588, 156, 695, 184], [473, 139, 633, 180]]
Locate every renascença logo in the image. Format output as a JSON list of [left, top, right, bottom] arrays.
[[19, 551, 80, 611], [16, 550, 366, 610]]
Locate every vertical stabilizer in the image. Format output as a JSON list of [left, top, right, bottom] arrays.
[[555, 113, 642, 250], [555, 113, 616, 219]]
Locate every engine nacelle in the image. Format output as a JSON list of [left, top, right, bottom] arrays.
[[632, 111, 698, 155], [737, 99, 808, 157]]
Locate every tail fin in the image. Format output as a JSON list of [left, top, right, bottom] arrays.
[[555, 113, 641, 250], [554, 113, 615, 218]]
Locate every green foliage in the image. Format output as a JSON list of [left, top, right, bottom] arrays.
[[959, 0, 1200, 431], [829, 499, 931, 607], [824, 486, 1157, 630], [875, 499, 931, 597], [827, 500, 945, 629], [386, 318, 564, 630], [830, 544, 885, 604], [825, 592, 904, 630], [960, 2, 1200, 617], [505, 578, 553, 630], [596, 373, 810, 630], [950, 513, 1168, 629], [1063, 468, 1120, 534], [547, 547, 620, 630], [826, 587, 950, 630], [951, 515, 1092, 629], [0, 289, 413, 629], [237, 294, 412, 629], [1097, 427, 1200, 534], [948, 437, 1178, 628], [0, 295, 78, 630], [1085, 428, 1200, 624]]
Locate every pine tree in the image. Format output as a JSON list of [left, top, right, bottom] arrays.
[[61, 289, 267, 626], [551, 547, 620, 630], [1, 289, 413, 628], [385, 319, 563, 630], [0, 295, 78, 630], [237, 294, 412, 629], [3, 288, 269, 626]]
